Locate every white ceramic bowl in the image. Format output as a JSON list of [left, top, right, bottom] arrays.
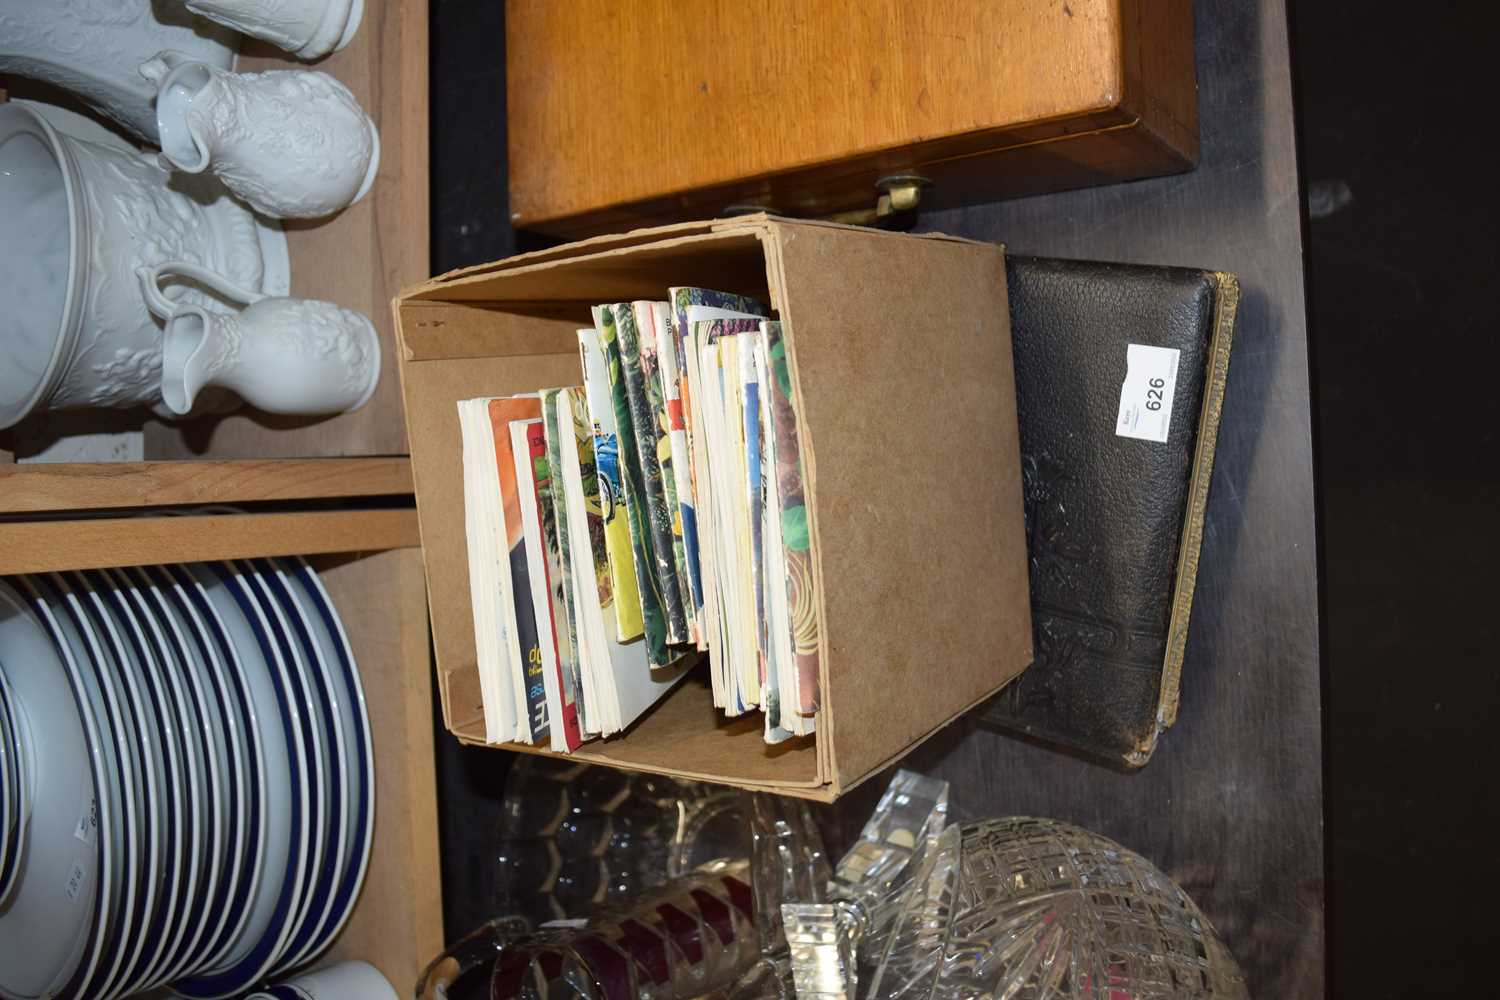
[[249, 959, 397, 1000]]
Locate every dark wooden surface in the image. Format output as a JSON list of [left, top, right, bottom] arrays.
[[429, 0, 1323, 993], [829, 0, 1323, 996]]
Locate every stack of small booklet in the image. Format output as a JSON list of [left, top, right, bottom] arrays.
[[459, 288, 822, 750]]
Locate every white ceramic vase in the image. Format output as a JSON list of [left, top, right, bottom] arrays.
[[0, 101, 288, 431], [247, 960, 398, 1000], [180, 0, 364, 61], [0, 0, 236, 142], [144, 52, 380, 220], [139, 260, 380, 417]]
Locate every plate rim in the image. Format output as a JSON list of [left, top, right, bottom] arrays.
[[58, 570, 157, 1000], [249, 559, 349, 975], [172, 563, 311, 1000], [140, 563, 236, 984], [4, 576, 111, 1000], [232, 561, 334, 982], [98, 566, 195, 996], [274, 557, 376, 972], [159, 562, 265, 977], [0, 659, 23, 905], [74, 569, 170, 1000]]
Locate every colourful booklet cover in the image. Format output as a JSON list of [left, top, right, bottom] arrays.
[[590, 307, 670, 668], [611, 302, 690, 648], [458, 397, 513, 743], [638, 301, 697, 645], [753, 342, 795, 743], [650, 302, 703, 648], [524, 420, 582, 751], [542, 388, 588, 740], [742, 337, 768, 695], [487, 398, 549, 743], [556, 387, 697, 736], [718, 332, 759, 709], [761, 321, 822, 717], [577, 328, 644, 644], [691, 316, 769, 713], [668, 289, 767, 627], [564, 384, 613, 623]]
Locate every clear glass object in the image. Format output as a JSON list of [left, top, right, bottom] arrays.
[[864, 816, 1250, 999], [495, 755, 747, 923], [420, 763, 1248, 1000]]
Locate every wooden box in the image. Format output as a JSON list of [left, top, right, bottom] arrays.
[[506, 0, 1197, 238], [394, 215, 1034, 800]]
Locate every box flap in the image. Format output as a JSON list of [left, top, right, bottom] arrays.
[[761, 220, 1033, 788]]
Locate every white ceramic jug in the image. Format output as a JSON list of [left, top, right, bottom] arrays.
[[178, 0, 364, 61], [0, 101, 287, 431], [144, 53, 380, 219], [0, 0, 235, 142], [139, 261, 380, 417]]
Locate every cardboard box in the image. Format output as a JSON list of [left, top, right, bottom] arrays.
[[393, 215, 1032, 800]]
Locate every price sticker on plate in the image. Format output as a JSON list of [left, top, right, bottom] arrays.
[[1116, 343, 1181, 443], [74, 796, 97, 846]]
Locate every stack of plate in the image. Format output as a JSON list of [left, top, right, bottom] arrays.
[[0, 559, 374, 1000]]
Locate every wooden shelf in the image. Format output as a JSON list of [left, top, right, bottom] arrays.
[[0, 458, 413, 514], [0, 509, 419, 575], [312, 549, 442, 991], [0, 7, 441, 994]]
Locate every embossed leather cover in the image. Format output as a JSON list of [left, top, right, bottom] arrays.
[[981, 256, 1238, 766]]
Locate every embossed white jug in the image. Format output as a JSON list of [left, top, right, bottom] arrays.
[[139, 260, 380, 417], [144, 52, 380, 219], [0, 0, 235, 141], [0, 101, 286, 430], [177, 0, 364, 60]]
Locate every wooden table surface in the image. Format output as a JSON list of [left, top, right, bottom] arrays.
[[827, 0, 1323, 995]]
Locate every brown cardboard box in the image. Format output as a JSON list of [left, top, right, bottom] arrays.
[[393, 215, 1032, 800]]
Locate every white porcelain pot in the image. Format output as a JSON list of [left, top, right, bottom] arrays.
[[247, 960, 398, 1000], [139, 260, 380, 417], [180, 0, 364, 61], [0, 101, 288, 431], [0, 0, 236, 142], [144, 53, 380, 220]]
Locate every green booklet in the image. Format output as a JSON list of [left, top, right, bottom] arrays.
[[638, 301, 697, 645], [611, 302, 690, 647], [590, 306, 670, 668], [541, 388, 588, 734]]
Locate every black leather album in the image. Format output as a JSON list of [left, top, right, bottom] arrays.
[[981, 255, 1239, 766]]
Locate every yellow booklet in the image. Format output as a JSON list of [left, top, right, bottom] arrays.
[[577, 328, 645, 642]]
